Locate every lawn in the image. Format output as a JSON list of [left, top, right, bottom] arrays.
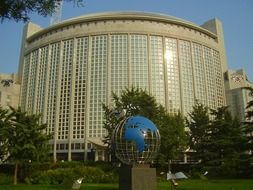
[[1, 180, 253, 190], [159, 179, 253, 190]]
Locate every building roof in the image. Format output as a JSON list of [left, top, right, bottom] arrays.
[[27, 11, 217, 42]]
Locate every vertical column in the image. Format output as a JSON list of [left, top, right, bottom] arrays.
[[20, 54, 31, 111], [84, 36, 92, 161], [163, 37, 169, 109], [164, 37, 181, 114], [147, 34, 151, 94], [53, 41, 63, 162], [107, 34, 111, 106], [189, 42, 196, 102], [176, 38, 183, 115], [201, 45, 209, 107], [127, 34, 131, 87], [68, 38, 77, 161], [42, 46, 51, 124], [32, 49, 40, 114], [150, 36, 165, 106]]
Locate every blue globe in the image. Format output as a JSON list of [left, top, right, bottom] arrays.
[[112, 116, 160, 165]]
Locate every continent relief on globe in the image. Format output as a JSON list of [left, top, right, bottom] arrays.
[[123, 116, 157, 152]]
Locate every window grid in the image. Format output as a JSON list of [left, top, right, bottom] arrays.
[[150, 36, 165, 106], [192, 43, 207, 104], [58, 40, 73, 140], [19, 33, 227, 154], [46, 42, 60, 134], [36, 46, 48, 116], [73, 37, 88, 140], [27, 50, 38, 113], [111, 35, 128, 97], [130, 35, 148, 90], [179, 40, 195, 114], [89, 35, 107, 138], [213, 50, 224, 107], [20, 55, 30, 110], [203, 46, 217, 109], [165, 38, 181, 113]]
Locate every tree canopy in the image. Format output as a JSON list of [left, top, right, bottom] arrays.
[[0, 0, 66, 22], [7, 107, 51, 163], [103, 87, 160, 149], [0, 107, 51, 184], [103, 87, 187, 166], [0, 107, 11, 161], [187, 102, 210, 155], [157, 107, 187, 168], [187, 103, 252, 177]]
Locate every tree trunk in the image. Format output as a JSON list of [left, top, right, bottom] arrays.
[[168, 159, 171, 173], [14, 163, 18, 185]]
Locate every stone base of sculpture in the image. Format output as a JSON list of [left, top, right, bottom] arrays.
[[119, 164, 156, 190]]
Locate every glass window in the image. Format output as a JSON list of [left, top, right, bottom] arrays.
[[72, 37, 88, 139], [165, 37, 181, 113], [130, 35, 148, 90], [150, 36, 165, 106], [203, 46, 216, 109], [192, 43, 207, 105], [89, 35, 107, 137], [179, 40, 194, 115]]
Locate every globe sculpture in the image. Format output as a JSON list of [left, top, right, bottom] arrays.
[[112, 115, 160, 165]]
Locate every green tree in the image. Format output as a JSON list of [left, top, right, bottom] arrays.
[[0, 0, 61, 22], [187, 102, 210, 162], [206, 107, 247, 176], [103, 87, 187, 165], [6, 107, 51, 185], [102, 104, 122, 161], [188, 105, 250, 177], [103, 87, 160, 161], [103, 87, 160, 142], [0, 107, 11, 161], [157, 106, 187, 171]]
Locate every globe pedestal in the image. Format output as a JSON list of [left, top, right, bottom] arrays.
[[119, 164, 156, 190], [112, 116, 160, 190]]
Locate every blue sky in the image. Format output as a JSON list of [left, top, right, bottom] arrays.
[[0, 0, 252, 80]]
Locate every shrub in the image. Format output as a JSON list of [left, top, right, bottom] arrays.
[[0, 173, 12, 184], [26, 166, 118, 186]]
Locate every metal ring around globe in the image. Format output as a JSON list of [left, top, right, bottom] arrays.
[[112, 116, 160, 165]]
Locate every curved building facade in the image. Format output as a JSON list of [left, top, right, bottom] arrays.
[[19, 12, 227, 161]]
